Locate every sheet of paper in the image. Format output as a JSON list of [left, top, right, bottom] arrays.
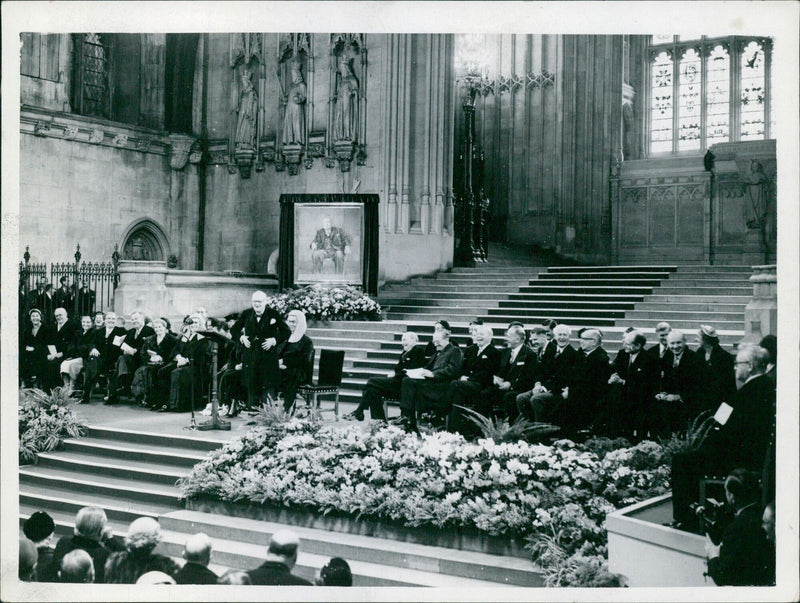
[[405, 368, 428, 380], [713, 402, 734, 426], [47, 345, 57, 355], [113, 335, 125, 346]]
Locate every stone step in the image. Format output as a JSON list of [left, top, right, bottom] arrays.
[[383, 306, 493, 316], [624, 309, 744, 321], [660, 278, 753, 287], [159, 509, 541, 587], [312, 336, 387, 350], [61, 437, 209, 468], [532, 278, 664, 287], [306, 328, 395, 341], [643, 294, 751, 304], [381, 299, 500, 309], [410, 275, 532, 285], [517, 285, 657, 294], [631, 302, 747, 313], [506, 292, 646, 301], [497, 300, 638, 310], [379, 295, 507, 305], [653, 285, 753, 295], [386, 284, 527, 293], [538, 272, 674, 280], [387, 312, 617, 326], [18, 465, 180, 507], [545, 265, 678, 272], [34, 451, 188, 486], [84, 426, 225, 452], [615, 319, 745, 330]]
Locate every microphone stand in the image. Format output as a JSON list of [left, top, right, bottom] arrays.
[[183, 335, 197, 431], [197, 330, 231, 431]]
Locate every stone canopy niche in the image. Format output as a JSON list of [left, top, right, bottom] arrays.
[[121, 219, 169, 263]]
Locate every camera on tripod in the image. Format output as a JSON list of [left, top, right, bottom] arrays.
[[690, 497, 733, 544]]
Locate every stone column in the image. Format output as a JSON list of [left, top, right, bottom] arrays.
[[741, 264, 777, 345]]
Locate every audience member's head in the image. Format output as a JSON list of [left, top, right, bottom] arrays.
[[267, 530, 301, 569], [136, 571, 176, 585], [125, 517, 162, 554], [735, 345, 768, 382], [553, 324, 572, 347], [434, 319, 452, 334], [160, 316, 173, 332], [59, 276, 69, 288], [316, 557, 353, 586], [218, 569, 252, 585], [724, 468, 761, 509], [29, 308, 43, 327], [505, 325, 526, 349], [623, 329, 647, 354], [698, 325, 720, 350], [224, 313, 240, 328], [80, 315, 93, 331], [130, 311, 146, 330], [74, 506, 107, 541], [432, 328, 451, 350], [759, 335, 776, 366], [251, 291, 267, 313], [528, 326, 549, 353], [475, 324, 493, 347], [59, 549, 95, 583], [400, 331, 419, 351], [578, 328, 602, 353], [541, 319, 558, 339], [183, 532, 213, 567], [19, 537, 38, 581], [23, 511, 55, 546], [115, 315, 126, 328], [655, 321, 672, 345], [54, 307, 68, 326], [666, 329, 686, 356], [152, 318, 168, 338], [93, 311, 105, 327], [762, 502, 775, 542]]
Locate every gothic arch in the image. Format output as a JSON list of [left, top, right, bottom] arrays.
[[120, 218, 170, 262]]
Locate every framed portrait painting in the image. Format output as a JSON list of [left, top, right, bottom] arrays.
[[278, 194, 379, 294], [294, 203, 363, 286]]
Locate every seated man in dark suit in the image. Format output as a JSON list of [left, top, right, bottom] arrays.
[[131, 318, 178, 408], [671, 345, 775, 528], [247, 529, 312, 586], [175, 533, 218, 585], [83, 312, 127, 403], [44, 307, 77, 390], [705, 469, 773, 586], [108, 311, 155, 403], [396, 329, 463, 433], [345, 331, 426, 421], [655, 329, 703, 435], [607, 329, 659, 441], [516, 324, 579, 424], [562, 328, 611, 436], [447, 324, 501, 435], [695, 325, 736, 414], [493, 325, 540, 421], [422, 319, 457, 360]]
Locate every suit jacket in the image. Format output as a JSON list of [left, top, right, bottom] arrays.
[[425, 343, 463, 383], [612, 348, 659, 407], [393, 344, 427, 377], [496, 344, 538, 393], [75, 287, 97, 316], [51, 534, 123, 584], [98, 326, 129, 370], [54, 287, 74, 313], [706, 504, 773, 586], [538, 343, 579, 396], [124, 325, 156, 354], [36, 292, 57, 323], [697, 344, 736, 413], [174, 561, 219, 585], [569, 346, 611, 423], [660, 348, 703, 418], [231, 307, 291, 387], [48, 321, 77, 356], [459, 343, 502, 389], [71, 327, 103, 359], [645, 342, 673, 380], [139, 333, 178, 366], [705, 374, 775, 470], [247, 561, 312, 586]]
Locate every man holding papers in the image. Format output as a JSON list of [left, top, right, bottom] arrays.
[[44, 308, 76, 390], [84, 312, 127, 404], [395, 329, 463, 433], [107, 311, 154, 405]]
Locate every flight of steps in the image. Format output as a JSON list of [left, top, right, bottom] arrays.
[[19, 426, 540, 587], [306, 263, 751, 406]]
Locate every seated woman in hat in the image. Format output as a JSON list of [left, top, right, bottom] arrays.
[[276, 310, 314, 414]]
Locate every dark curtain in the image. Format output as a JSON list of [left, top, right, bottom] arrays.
[[278, 194, 379, 295], [165, 34, 200, 134]]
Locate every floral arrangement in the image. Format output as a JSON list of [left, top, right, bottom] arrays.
[[19, 387, 87, 463], [265, 284, 382, 321], [178, 419, 672, 587]]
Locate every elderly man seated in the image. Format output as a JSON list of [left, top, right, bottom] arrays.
[[395, 329, 463, 433], [655, 329, 703, 435]]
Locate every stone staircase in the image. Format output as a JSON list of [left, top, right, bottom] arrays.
[[19, 426, 540, 587], [303, 263, 751, 406]]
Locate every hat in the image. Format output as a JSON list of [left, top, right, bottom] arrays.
[[699, 325, 718, 339], [23, 511, 55, 542], [436, 320, 451, 332]]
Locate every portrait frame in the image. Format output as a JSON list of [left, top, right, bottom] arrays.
[[278, 194, 380, 294], [293, 202, 364, 287]]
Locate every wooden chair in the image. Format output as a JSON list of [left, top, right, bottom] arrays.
[[298, 349, 345, 419]]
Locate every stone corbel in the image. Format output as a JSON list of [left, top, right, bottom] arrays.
[[234, 145, 256, 178], [169, 134, 200, 170], [333, 140, 355, 172]]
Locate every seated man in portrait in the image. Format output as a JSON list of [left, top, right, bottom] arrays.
[[395, 329, 463, 433], [310, 216, 351, 274], [446, 324, 501, 435]]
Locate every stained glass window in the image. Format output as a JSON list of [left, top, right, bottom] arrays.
[[678, 48, 701, 151], [706, 45, 730, 144], [740, 40, 765, 140], [650, 50, 673, 154], [647, 36, 771, 154]]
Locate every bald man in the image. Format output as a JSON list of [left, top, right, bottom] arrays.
[[655, 330, 703, 435], [59, 549, 95, 583], [231, 291, 290, 408], [175, 533, 218, 584], [247, 529, 313, 585]]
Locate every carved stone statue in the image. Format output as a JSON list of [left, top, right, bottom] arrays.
[[333, 55, 359, 143], [235, 68, 258, 149], [282, 59, 307, 145], [745, 159, 769, 230]]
